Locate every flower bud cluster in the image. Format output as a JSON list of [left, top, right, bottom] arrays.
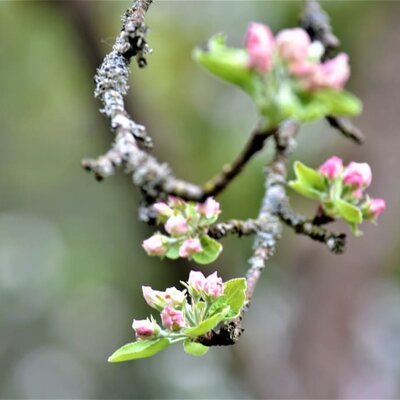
[[245, 23, 350, 91], [131, 271, 226, 340], [142, 197, 222, 263], [318, 156, 385, 222]]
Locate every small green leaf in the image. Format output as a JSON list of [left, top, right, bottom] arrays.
[[108, 338, 170, 362], [165, 241, 181, 260], [223, 278, 247, 318], [192, 235, 222, 265], [349, 222, 363, 237], [292, 92, 330, 122], [183, 340, 209, 357], [193, 34, 255, 93], [293, 161, 326, 192], [184, 308, 229, 336], [207, 296, 229, 317], [288, 180, 324, 201], [314, 89, 363, 117], [335, 198, 363, 224]]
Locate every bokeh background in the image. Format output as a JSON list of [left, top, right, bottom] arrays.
[[1, 1, 399, 398]]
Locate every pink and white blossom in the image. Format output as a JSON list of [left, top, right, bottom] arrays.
[[142, 286, 166, 309], [368, 198, 386, 219], [179, 238, 202, 258], [276, 28, 311, 63], [165, 215, 189, 236], [153, 202, 173, 217], [142, 234, 167, 256], [161, 306, 185, 330], [132, 318, 159, 340], [203, 272, 224, 298], [164, 287, 186, 307], [188, 270, 207, 292], [245, 22, 275, 73], [343, 162, 372, 188], [197, 198, 221, 219], [319, 156, 343, 179]]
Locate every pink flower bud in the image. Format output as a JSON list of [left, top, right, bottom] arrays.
[[132, 318, 159, 340], [318, 156, 343, 179], [164, 287, 186, 308], [142, 234, 167, 256], [168, 196, 184, 208], [276, 28, 311, 63], [161, 306, 185, 331], [318, 53, 350, 90], [343, 162, 372, 188], [196, 198, 221, 219], [204, 272, 224, 298], [245, 22, 275, 73], [188, 270, 207, 292], [368, 198, 386, 218], [165, 215, 188, 236], [153, 202, 173, 217], [179, 238, 202, 258], [142, 286, 166, 310]]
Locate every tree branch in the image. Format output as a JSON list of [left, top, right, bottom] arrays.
[[301, 0, 365, 145]]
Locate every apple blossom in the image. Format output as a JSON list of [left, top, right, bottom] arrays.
[[153, 202, 173, 217], [343, 162, 372, 188], [203, 272, 224, 298], [179, 238, 202, 258], [196, 197, 221, 219], [142, 234, 167, 256], [161, 306, 185, 330], [245, 22, 275, 73], [165, 215, 189, 236], [276, 28, 311, 63], [367, 198, 386, 219], [132, 318, 160, 340], [188, 270, 207, 292], [319, 156, 343, 179]]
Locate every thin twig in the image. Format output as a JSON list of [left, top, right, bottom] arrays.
[[301, 0, 365, 145], [278, 203, 346, 254]]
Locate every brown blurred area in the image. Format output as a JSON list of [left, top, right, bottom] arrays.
[[0, 1, 399, 398]]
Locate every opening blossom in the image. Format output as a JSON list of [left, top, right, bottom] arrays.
[[244, 23, 351, 92], [188, 270, 224, 298], [319, 156, 344, 179], [179, 238, 202, 258], [165, 215, 189, 236], [366, 198, 386, 219], [245, 22, 275, 73], [132, 318, 160, 340], [161, 306, 185, 331], [343, 162, 372, 188], [196, 197, 221, 219], [142, 234, 167, 256]]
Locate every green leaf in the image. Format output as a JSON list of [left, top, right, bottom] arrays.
[[288, 180, 324, 201], [293, 161, 326, 192], [207, 296, 229, 317], [314, 89, 363, 117], [192, 235, 222, 265], [184, 308, 229, 336], [165, 241, 181, 260], [108, 338, 170, 362], [335, 198, 363, 224], [193, 34, 255, 93], [292, 92, 330, 122], [183, 340, 209, 357], [223, 278, 247, 318], [349, 222, 363, 237]]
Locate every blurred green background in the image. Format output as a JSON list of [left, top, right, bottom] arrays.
[[1, 1, 399, 398]]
